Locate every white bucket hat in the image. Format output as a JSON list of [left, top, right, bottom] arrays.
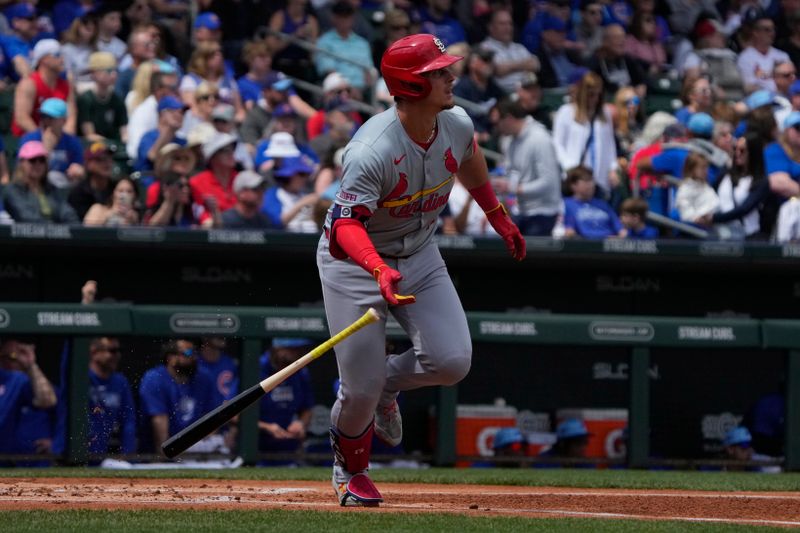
[[264, 132, 300, 158]]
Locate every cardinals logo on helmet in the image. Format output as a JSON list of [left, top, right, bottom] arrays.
[[433, 37, 446, 53], [444, 148, 458, 174]]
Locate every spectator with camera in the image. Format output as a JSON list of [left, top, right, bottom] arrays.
[[83, 177, 139, 226], [144, 144, 215, 228]]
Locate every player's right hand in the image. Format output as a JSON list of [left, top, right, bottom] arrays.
[[373, 264, 416, 306]]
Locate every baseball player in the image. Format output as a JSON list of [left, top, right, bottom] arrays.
[[316, 34, 526, 506]]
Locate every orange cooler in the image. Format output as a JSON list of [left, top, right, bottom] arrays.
[[556, 408, 628, 459], [454, 405, 518, 466]]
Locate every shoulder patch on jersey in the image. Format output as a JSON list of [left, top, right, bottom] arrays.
[[336, 190, 358, 203]]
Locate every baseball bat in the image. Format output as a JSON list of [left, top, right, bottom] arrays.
[[161, 307, 381, 459]]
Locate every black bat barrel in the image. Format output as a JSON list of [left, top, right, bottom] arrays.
[[161, 383, 266, 459]]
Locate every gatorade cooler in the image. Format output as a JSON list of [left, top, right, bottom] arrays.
[[454, 404, 518, 467], [556, 408, 628, 459]]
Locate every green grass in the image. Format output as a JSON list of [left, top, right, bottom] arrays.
[[0, 510, 785, 533], [3, 466, 800, 492]]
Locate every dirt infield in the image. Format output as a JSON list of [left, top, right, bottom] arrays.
[[2, 477, 800, 527]]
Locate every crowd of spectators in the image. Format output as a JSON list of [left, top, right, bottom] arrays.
[[2, 0, 800, 241]]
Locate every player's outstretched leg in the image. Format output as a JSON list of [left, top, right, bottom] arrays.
[[374, 398, 402, 447], [330, 424, 383, 506]]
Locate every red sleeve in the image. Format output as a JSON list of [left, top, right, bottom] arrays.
[[329, 218, 385, 275], [146, 182, 161, 209], [306, 111, 325, 140], [467, 180, 501, 213]]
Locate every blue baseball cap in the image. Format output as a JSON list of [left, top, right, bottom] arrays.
[[493, 427, 525, 450], [723, 426, 752, 447], [687, 112, 714, 138], [274, 156, 314, 178], [194, 12, 220, 30], [785, 111, 800, 129], [4, 2, 36, 22], [745, 89, 776, 110], [272, 103, 296, 118], [556, 418, 591, 440], [153, 59, 177, 75], [568, 66, 589, 86], [40, 97, 67, 119], [272, 337, 313, 348], [790, 80, 800, 97], [271, 78, 293, 92], [541, 13, 567, 32], [157, 95, 185, 113]]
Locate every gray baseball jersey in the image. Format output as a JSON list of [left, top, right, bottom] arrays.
[[316, 104, 475, 439], [324, 105, 475, 257]]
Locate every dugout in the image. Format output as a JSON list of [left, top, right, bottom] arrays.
[[0, 303, 797, 471]]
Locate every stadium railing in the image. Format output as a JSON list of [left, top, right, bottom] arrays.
[[0, 303, 796, 471]]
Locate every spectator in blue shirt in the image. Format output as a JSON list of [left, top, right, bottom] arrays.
[[0, 2, 54, 80], [135, 95, 187, 173], [19, 98, 85, 188], [538, 418, 595, 468], [415, 0, 468, 48], [258, 338, 315, 464], [53, 336, 137, 458], [620, 197, 660, 239], [0, 339, 57, 456], [236, 40, 276, 110], [198, 336, 239, 402], [537, 13, 583, 89], [765, 111, 800, 201], [138, 339, 221, 454], [86, 337, 136, 456], [563, 165, 625, 239], [314, 1, 376, 95]]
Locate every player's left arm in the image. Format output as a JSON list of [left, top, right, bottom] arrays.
[[457, 142, 526, 261]]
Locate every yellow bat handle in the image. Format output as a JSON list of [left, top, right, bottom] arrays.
[[259, 308, 381, 394]]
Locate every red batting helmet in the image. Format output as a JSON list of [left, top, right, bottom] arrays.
[[380, 34, 463, 101]]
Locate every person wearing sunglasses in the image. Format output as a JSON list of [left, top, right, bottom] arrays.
[[52, 337, 136, 460], [12, 39, 77, 137], [179, 81, 219, 137], [139, 339, 223, 455], [2, 140, 80, 223]]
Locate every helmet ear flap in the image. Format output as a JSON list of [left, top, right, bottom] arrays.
[[399, 77, 431, 100]]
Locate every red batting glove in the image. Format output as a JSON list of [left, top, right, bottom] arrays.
[[486, 204, 526, 261], [373, 264, 416, 306]]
